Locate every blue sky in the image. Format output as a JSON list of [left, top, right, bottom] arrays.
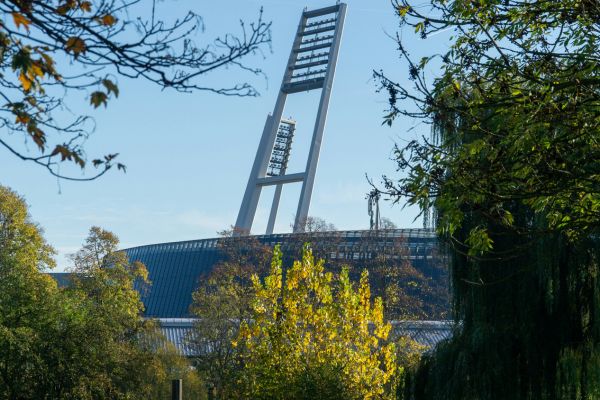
[[1, 0, 449, 270]]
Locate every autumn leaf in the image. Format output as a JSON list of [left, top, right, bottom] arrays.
[[398, 6, 410, 17], [39, 52, 53, 66], [39, 53, 61, 80], [25, 96, 37, 106], [56, 4, 69, 15], [57, 0, 77, 14], [12, 13, 31, 32], [80, 1, 92, 12], [18, 73, 33, 91], [102, 79, 119, 97], [29, 62, 44, 78], [51, 145, 73, 161], [90, 91, 108, 108], [27, 123, 46, 151], [15, 113, 30, 124], [101, 14, 117, 26], [65, 37, 86, 56], [72, 152, 85, 168]]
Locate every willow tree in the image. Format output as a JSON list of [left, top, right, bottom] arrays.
[[376, 0, 600, 398]]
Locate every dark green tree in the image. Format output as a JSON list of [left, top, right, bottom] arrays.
[[376, 0, 600, 398]]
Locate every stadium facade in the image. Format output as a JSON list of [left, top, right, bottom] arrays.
[[122, 228, 440, 319], [51, 228, 452, 351], [118, 228, 452, 350], [51, 4, 454, 352]]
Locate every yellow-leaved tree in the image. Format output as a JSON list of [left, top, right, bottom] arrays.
[[236, 245, 398, 400]]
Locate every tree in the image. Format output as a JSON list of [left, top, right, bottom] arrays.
[[189, 228, 272, 399], [292, 215, 337, 233], [289, 227, 449, 321], [141, 322, 207, 400], [379, 217, 397, 230], [66, 226, 206, 398], [287, 218, 449, 320], [376, 0, 600, 398], [235, 245, 400, 400], [1, 0, 271, 180], [356, 230, 449, 321], [0, 187, 202, 399], [0, 185, 57, 399]]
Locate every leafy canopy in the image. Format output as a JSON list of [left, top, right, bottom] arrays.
[[236, 245, 398, 400], [377, 0, 600, 399], [377, 0, 600, 254], [189, 230, 272, 399], [0, 186, 202, 399]]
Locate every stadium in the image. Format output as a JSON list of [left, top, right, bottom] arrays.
[[114, 228, 452, 352], [53, 4, 453, 352]]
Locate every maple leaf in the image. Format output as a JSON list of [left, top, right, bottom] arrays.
[[90, 91, 108, 108], [65, 37, 87, 56], [12, 13, 31, 32]]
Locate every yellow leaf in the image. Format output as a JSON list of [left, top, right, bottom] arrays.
[[398, 6, 410, 17], [29, 62, 44, 78], [18, 73, 33, 91], [12, 12, 31, 32], [101, 14, 117, 26], [65, 37, 86, 55]]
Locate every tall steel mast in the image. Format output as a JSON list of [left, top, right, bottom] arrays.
[[234, 3, 347, 235]]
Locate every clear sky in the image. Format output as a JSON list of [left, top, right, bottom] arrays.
[[0, 0, 449, 270]]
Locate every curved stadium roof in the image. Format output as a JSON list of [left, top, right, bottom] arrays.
[[50, 229, 453, 352], [122, 229, 440, 319]]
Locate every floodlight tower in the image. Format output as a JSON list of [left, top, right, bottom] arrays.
[[234, 3, 347, 235]]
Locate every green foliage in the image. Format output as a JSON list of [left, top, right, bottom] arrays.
[[380, 0, 600, 245], [190, 232, 271, 399], [0, 186, 202, 399], [0, 186, 58, 399], [141, 323, 207, 400], [280, 229, 449, 320], [377, 0, 600, 399], [236, 245, 402, 400]]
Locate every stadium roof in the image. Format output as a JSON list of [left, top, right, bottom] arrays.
[[120, 229, 440, 319], [156, 318, 454, 357]]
